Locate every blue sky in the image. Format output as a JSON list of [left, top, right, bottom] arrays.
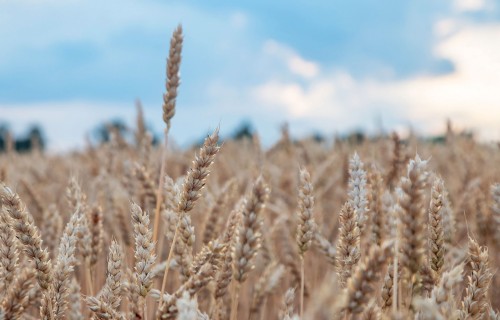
[[1, 0, 500, 150]]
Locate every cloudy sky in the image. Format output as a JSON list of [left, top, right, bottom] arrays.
[[1, 0, 500, 150]]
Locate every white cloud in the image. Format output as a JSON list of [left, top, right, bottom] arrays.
[[454, 0, 486, 12], [434, 19, 459, 37], [391, 22, 500, 139], [249, 23, 500, 141], [262, 40, 319, 79]]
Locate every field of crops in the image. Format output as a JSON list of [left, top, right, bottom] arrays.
[[1, 26, 500, 320]]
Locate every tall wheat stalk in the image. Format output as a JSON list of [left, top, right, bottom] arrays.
[[152, 24, 183, 246], [296, 167, 315, 318], [158, 128, 220, 315]]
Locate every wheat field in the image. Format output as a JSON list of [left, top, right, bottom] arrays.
[[1, 25, 500, 320]]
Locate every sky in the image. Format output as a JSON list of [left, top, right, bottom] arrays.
[[1, 0, 500, 150]]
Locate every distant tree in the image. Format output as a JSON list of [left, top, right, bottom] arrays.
[[92, 119, 129, 145], [231, 121, 254, 140], [312, 132, 326, 143], [0, 124, 8, 152], [28, 125, 45, 151], [428, 135, 446, 144], [13, 125, 46, 153], [346, 130, 365, 145]]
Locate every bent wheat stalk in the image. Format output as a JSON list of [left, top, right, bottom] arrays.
[[158, 128, 220, 314]]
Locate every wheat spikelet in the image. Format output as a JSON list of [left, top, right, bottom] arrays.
[[45, 206, 85, 319], [343, 241, 393, 315], [418, 264, 435, 297], [279, 288, 296, 320], [0, 212, 18, 294], [174, 214, 195, 282], [428, 177, 445, 281], [232, 176, 270, 283], [214, 209, 240, 301], [177, 127, 220, 214], [231, 177, 269, 320], [86, 296, 126, 320], [368, 166, 384, 246], [398, 155, 428, 280], [386, 132, 403, 189], [296, 167, 315, 255], [100, 239, 124, 310], [162, 24, 183, 131], [89, 205, 104, 267], [131, 202, 156, 298], [0, 183, 53, 291], [381, 260, 396, 310], [190, 240, 226, 276], [336, 201, 361, 288], [459, 237, 493, 320], [348, 153, 368, 231], [1, 268, 36, 320]]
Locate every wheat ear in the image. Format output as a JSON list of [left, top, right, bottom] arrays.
[[1, 268, 36, 320], [296, 167, 314, 318], [100, 239, 124, 310], [459, 237, 493, 320], [0, 212, 18, 294], [131, 202, 156, 318], [348, 152, 368, 231], [214, 208, 240, 320], [336, 201, 361, 288], [43, 206, 84, 319], [428, 177, 445, 281], [158, 127, 220, 311], [398, 155, 428, 285], [152, 24, 184, 246], [343, 241, 393, 315], [0, 183, 55, 319], [0, 183, 53, 291], [231, 177, 270, 320], [280, 288, 297, 320]]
